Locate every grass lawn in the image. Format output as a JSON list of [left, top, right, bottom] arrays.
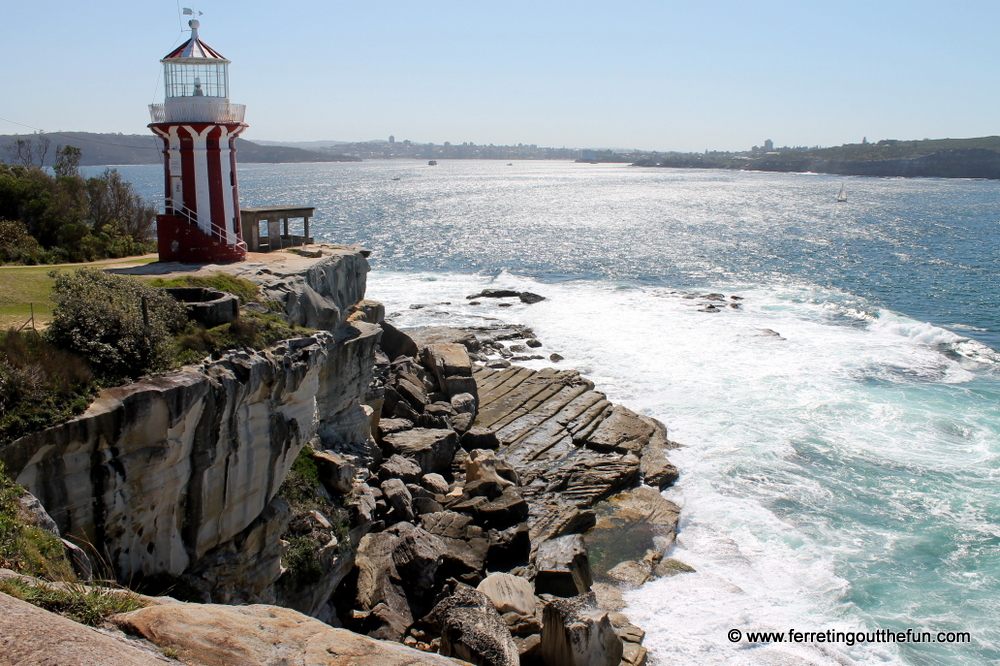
[[0, 256, 158, 330]]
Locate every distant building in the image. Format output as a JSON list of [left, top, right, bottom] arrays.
[[389, 135, 395, 144], [764, 139, 774, 151]]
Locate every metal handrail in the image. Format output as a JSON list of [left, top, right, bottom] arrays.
[[149, 102, 246, 124], [170, 201, 247, 252]]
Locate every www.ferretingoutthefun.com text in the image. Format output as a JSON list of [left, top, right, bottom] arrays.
[[728, 628, 971, 647]]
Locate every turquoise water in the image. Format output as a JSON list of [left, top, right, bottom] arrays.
[[110, 160, 1000, 665]]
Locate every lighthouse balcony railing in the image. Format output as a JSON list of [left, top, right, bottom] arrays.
[[149, 102, 246, 124]]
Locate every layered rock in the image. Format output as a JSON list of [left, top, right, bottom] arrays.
[[0, 248, 381, 609]]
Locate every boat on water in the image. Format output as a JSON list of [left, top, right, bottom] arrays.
[[836, 183, 848, 202], [428, 160, 438, 166]]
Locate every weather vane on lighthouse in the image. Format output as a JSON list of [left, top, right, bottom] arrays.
[[148, 13, 248, 263]]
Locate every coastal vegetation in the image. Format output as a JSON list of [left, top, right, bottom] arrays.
[[0, 330, 94, 444], [0, 459, 146, 625], [0, 145, 156, 264], [0, 132, 360, 167], [0, 269, 310, 444], [0, 460, 75, 580], [276, 447, 348, 588], [46, 269, 188, 383], [632, 136, 1000, 179]]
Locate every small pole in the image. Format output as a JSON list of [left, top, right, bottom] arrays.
[[30, 303, 35, 332]]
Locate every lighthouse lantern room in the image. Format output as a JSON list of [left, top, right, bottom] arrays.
[[149, 18, 247, 263]]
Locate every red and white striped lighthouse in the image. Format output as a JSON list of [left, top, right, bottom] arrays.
[[149, 18, 247, 263]]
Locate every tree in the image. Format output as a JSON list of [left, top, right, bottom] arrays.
[[86, 168, 155, 243], [3, 135, 51, 168], [53, 145, 81, 179]]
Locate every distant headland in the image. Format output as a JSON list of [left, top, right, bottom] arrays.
[[627, 136, 1000, 180], [0, 132, 361, 166], [7, 131, 1000, 179]]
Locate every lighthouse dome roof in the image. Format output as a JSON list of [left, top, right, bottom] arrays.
[[162, 20, 229, 62]]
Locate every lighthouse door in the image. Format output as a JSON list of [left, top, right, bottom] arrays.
[[170, 176, 183, 212]]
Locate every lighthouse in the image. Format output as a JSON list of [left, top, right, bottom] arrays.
[[149, 18, 247, 262]]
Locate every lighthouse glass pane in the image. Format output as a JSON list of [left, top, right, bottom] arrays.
[[164, 62, 229, 98]]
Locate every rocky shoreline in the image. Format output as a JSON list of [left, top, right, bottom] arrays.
[[309, 314, 685, 666], [0, 250, 689, 666]]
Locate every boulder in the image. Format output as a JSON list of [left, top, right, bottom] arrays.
[[461, 427, 501, 451], [652, 557, 696, 578], [61, 538, 95, 581], [381, 428, 459, 475], [476, 488, 529, 530], [534, 535, 593, 597], [622, 642, 649, 666], [425, 585, 520, 666], [422, 343, 474, 380], [312, 449, 356, 494], [17, 492, 60, 535], [444, 376, 479, 401], [111, 600, 465, 666], [376, 418, 414, 437], [638, 416, 679, 489], [540, 593, 623, 666], [477, 572, 536, 616], [465, 449, 518, 487], [421, 511, 474, 540], [352, 532, 412, 639], [582, 405, 655, 454], [394, 373, 428, 412], [425, 401, 458, 418], [376, 454, 423, 485], [467, 289, 520, 299], [389, 523, 444, 599], [451, 392, 477, 415], [380, 478, 415, 523], [421, 473, 451, 495], [379, 320, 419, 360], [518, 292, 545, 304], [407, 326, 482, 352], [486, 523, 531, 571], [451, 412, 474, 434]]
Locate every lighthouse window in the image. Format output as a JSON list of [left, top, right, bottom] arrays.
[[164, 62, 229, 98]]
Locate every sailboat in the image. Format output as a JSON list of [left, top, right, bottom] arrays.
[[836, 183, 848, 202]]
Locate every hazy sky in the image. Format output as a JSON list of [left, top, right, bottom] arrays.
[[3, 1, 998, 152]]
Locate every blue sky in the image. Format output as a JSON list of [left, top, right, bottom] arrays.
[[2, 1, 998, 152]]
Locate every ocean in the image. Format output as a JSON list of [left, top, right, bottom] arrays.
[[106, 159, 1000, 665]]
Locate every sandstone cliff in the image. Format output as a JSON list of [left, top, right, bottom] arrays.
[[0, 250, 380, 608]]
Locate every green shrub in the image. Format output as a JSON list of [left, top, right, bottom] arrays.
[[0, 329, 94, 443], [0, 219, 48, 265], [276, 448, 350, 588], [45, 269, 187, 383], [171, 311, 310, 366], [282, 534, 325, 586]]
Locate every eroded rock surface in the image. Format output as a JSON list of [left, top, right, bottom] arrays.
[[111, 601, 467, 666]]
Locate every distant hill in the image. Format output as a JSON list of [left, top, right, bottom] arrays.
[[635, 136, 1000, 180], [0, 132, 361, 166]]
